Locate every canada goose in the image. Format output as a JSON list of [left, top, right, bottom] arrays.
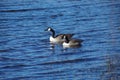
[[45, 27, 74, 43], [62, 35, 83, 48]]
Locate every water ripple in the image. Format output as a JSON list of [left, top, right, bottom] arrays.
[[40, 57, 97, 65]]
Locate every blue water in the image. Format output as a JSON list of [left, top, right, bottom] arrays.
[[0, 0, 120, 80]]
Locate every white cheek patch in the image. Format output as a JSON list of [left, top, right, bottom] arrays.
[[63, 36, 66, 39], [48, 28, 51, 31]]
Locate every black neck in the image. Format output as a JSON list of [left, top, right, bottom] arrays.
[[65, 36, 69, 43], [51, 29, 55, 38]]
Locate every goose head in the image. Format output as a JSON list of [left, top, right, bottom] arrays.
[[45, 27, 53, 31], [62, 35, 69, 43]]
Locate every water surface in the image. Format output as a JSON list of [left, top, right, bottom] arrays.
[[0, 0, 120, 80]]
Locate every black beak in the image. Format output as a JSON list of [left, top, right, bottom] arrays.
[[44, 28, 48, 31]]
